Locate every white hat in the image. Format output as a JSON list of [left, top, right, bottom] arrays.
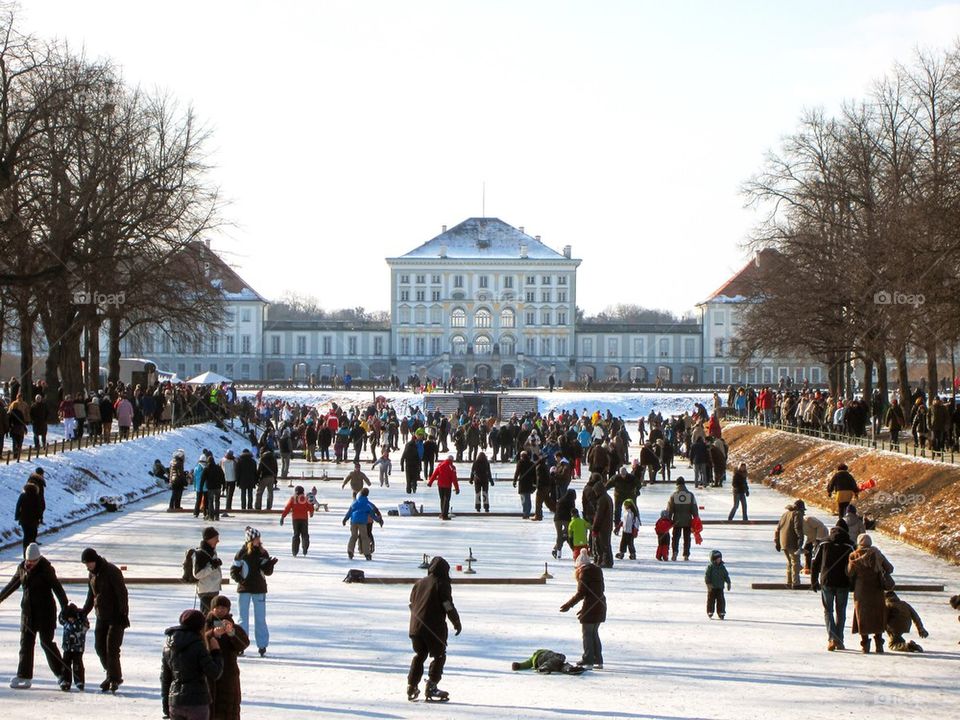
[[575, 552, 593, 568], [24, 543, 41, 562]]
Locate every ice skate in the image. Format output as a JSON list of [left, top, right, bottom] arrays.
[[9, 676, 31, 689], [407, 684, 420, 701], [424, 681, 449, 702]]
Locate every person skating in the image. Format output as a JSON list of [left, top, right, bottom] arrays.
[[343, 488, 381, 560], [0, 543, 68, 690], [826, 463, 858, 517], [614, 499, 640, 560], [400, 429, 425, 494], [728, 463, 749, 521], [428, 454, 460, 520], [406, 556, 461, 702], [80, 547, 129, 693], [559, 552, 606, 670], [654, 510, 673, 561], [58, 602, 88, 691], [884, 590, 929, 652], [205, 595, 250, 719], [280, 485, 315, 556], [160, 609, 224, 720], [14, 482, 42, 551], [469, 450, 493, 512], [704, 549, 732, 619], [230, 528, 277, 657], [342, 461, 372, 499], [775, 500, 805, 588], [810, 525, 855, 650], [371, 449, 392, 487], [553, 489, 576, 559], [667, 477, 699, 561], [513, 450, 536, 519], [236, 448, 257, 511], [194, 527, 224, 614]]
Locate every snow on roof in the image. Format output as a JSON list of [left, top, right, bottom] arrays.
[[700, 248, 783, 304], [395, 218, 572, 260]]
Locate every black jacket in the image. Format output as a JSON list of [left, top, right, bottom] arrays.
[[470, 456, 492, 486], [15, 484, 43, 528], [83, 557, 130, 627], [513, 457, 536, 494], [236, 452, 258, 489], [202, 463, 225, 493], [408, 557, 460, 641], [231, 545, 276, 595], [555, 489, 577, 524], [0, 557, 68, 631], [400, 439, 423, 472], [811, 528, 855, 589], [257, 450, 278, 480], [731, 469, 749, 494], [160, 626, 223, 715]]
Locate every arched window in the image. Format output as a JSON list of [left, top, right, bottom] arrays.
[[474, 335, 492, 355], [451, 308, 466, 328], [500, 307, 515, 328], [475, 308, 492, 328], [500, 335, 516, 356], [414, 305, 426, 324], [451, 335, 467, 355]]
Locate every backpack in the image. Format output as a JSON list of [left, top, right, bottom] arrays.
[[181, 548, 197, 583], [343, 569, 365, 583]]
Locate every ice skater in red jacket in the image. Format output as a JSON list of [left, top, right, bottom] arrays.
[[655, 510, 673, 561], [428, 455, 460, 521], [280, 485, 315, 556]]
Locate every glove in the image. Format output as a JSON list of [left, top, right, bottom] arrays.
[[342, 519, 347, 526], [726, 582, 731, 591], [454, 622, 462, 636], [280, 517, 284, 526], [775, 543, 781, 553], [490, 478, 495, 486], [455, 489, 459, 495], [614, 528, 620, 536], [811, 583, 820, 592], [379, 520, 384, 528], [559, 605, 570, 613], [512, 481, 517, 488], [919, 628, 929, 638], [210, 558, 222, 569]]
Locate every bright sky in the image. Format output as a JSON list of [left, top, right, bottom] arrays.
[[21, 1, 960, 314]]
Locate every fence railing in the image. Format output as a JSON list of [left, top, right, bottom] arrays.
[[733, 418, 960, 467]]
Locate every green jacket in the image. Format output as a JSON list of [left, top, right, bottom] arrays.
[[704, 561, 731, 589], [567, 517, 591, 547]]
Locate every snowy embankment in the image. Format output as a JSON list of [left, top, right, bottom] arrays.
[[0, 423, 239, 550], [243, 388, 714, 420]]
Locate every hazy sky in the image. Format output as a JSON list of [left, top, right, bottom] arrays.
[[21, 1, 960, 314]]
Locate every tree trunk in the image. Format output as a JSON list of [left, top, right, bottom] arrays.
[[896, 346, 911, 404], [862, 358, 873, 399], [16, 303, 33, 395], [876, 351, 889, 402], [86, 312, 101, 391], [107, 314, 121, 383], [828, 355, 842, 398], [925, 342, 939, 398]]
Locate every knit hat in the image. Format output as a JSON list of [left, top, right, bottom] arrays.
[[24, 543, 41, 562], [660, 509, 670, 519], [80, 547, 99, 563], [710, 549, 723, 560], [202, 526, 219, 541], [575, 552, 593, 568], [225, 450, 235, 459], [212, 595, 231, 610], [244, 526, 261, 543], [857, 533, 872, 547], [179, 609, 205, 634], [34, 467, 44, 476]]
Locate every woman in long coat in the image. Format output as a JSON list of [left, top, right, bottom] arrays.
[[206, 595, 250, 719], [847, 533, 893, 653]]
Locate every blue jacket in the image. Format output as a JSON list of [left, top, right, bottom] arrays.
[[193, 464, 205, 492], [344, 495, 377, 525]]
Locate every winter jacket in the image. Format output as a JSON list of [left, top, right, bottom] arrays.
[[202, 463, 226, 493], [617, 506, 640, 536], [560, 563, 606, 624], [731, 468, 749, 495], [231, 545, 276, 595], [811, 528, 854, 589], [193, 542, 223, 597], [15, 484, 43, 529], [689, 440, 710, 465], [884, 592, 926, 639], [428, 459, 460, 491], [342, 470, 372, 494], [606, 472, 641, 502], [567, 516, 591, 547], [0, 557, 68, 631], [843, 508, 866, 541], [257, 450, 278, 480], [236, 452, 257, 489], [344, 495, 379, 526], [592, 489, 614, 535], [667, 485, 699, 528], [513, 456, 537, 494], [803, 516, 829, 545], [160, 626, 223, 715], [114, 398, 134, 427], [848, 547, 893, 635], [281, 495, 315, 523], [826, 470, 858, 505], [205, 612, 250, 720], [776, 507, 804, 553], [470, 456, 492, 487], [408, 557, 461, 640], [221, 457, 237, 485], [555, 490, 577, 524], [29, 400, 49, 431], [654, 516, 673, 541], [399, 440, 423, 473], [82, 557, 130, 627], [704, 561, 731, 589]]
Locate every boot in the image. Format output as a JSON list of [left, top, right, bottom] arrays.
[[407, 684, 420, 701], [860, 637, 871, 654], [874, 635, 884, 654], [424, 681, 449, 702], [9, 677, 31, 689]]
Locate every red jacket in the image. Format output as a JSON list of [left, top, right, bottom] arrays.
[[281, 495, 315, 522], [654, 517, 673, 537], [428, 459, 459, 491]]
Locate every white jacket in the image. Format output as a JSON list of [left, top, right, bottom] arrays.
[[620, 508, 641, 535], [194, 545, 223, 596], [221, 457, 237, 484]]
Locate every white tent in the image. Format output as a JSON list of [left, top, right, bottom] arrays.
[[185, 370, 232, 385]]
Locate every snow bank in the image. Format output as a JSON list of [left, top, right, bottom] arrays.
[[0, 423, 242, 551], [241, 389, 715, 420]]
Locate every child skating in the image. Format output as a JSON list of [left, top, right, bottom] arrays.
[[372, 450, 392, 487], [654, 509, 673, 561], [704, 549, 731, 619], [614, 499, 640, 560], [59, 602, 89, 691], [567, 508, 591, 560]]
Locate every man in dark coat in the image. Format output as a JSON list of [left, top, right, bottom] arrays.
[[400, 433, 424, 494], [513, 451, 537, 519], [811, 525, 855, 650], [667, 477, 699, 561], [407, 556, 461, 702], [14, 483, 43, 551], [205, 595, 250, 719], [592, 481, 615, 568], [235, 448, 258, 510], [160, 608, 224, 718], [560, 552, 606, 669], [202, 459, 226, 521], [0, 543, 68, 689], [80, 548, 129, 692], [255, 448, 278, 510], [606, 466, 641, 526], [29, 396, 49, 449]]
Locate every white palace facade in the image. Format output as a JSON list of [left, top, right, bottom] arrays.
[[120, 217, 826, 386]]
